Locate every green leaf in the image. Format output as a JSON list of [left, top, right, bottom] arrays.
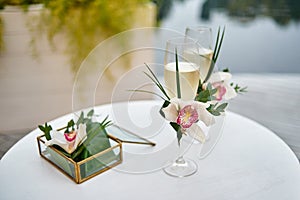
[[72, 121, 116, 172], [203, 26, 225, 83], [159, 100, 171, 118], [99, 115, 112, 129], [87, 109, 94, 117], [203, 60, 215, 83], [216, 102, 228, 111], [195, 83, 217, 103], [212, 27, 220, 61], [51, 144, 72, 157], [214, 26, 225, 63], [170, 122, 180, 132], [207, 102, 228, 116], [162, 100, 170, 108], [143, 72, 165, 92], [128, 89, 167, 100], [143, 71, 169, 101], [38, 123, 52, 140], [144, 63, 170, 100], [210, 110, 221, 116], [65, 119, 75, 133], [206, 82, 212, 90], [239, 87, 248, 93], [76, 111, 84, 126], [144, 63, 163, 92], [84, 129, 111, 156], [72, 122, 108, 160], [233, 83, 248, 93], [223, 68, 229, 72], [177, 130, 183, 146], [197, 79, 203, 94], [68, 120, 75, 127], [72, 125, 117, 177], [38, 125, 45, 132], [170, 122, 183, 145], [175, 48, 181, 99]]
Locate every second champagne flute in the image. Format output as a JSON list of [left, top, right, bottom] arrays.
[[185, 26, 213, 82]]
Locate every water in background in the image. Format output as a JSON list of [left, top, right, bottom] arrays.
[[154, 0, 300, 73]]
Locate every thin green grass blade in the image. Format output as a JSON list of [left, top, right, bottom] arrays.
[[143, 72, 163, 90], [203, 26, 225, 83], [144, 64, 166, 93], [144, 64, 170, 100], [203, 59, 215, 83], [214, 27, 225, 63], [143, 72, 170, 100], [212, 27, 220, 61], [144, 63, 161, 88], [203, 27, 220, 83], [101, 115, 109, 123], [175, 49, 181, 99], [128, 89, 167, 100]]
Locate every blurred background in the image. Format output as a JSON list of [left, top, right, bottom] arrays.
[[0, 0, 299, 159]]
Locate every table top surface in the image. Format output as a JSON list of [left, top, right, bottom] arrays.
[[1, 100, 300, 200]]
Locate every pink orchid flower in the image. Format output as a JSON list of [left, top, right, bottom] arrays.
[[212, 82, 227, 101], [45, 124, 87, 154], [177, 105, 199, 128], [206, 72, 237, 101], [161, 98, 215, 143]]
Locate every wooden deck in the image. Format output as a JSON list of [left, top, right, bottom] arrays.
[[1, 74, 300, 160]]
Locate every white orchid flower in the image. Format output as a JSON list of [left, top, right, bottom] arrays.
[[206, 71, 237, 101], [45, 124, 87, 154], [161, 98, 215, 143]]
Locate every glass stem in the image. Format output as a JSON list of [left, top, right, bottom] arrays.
[[175, 156, 186, 165]]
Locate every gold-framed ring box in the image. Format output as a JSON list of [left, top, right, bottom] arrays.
[[37, 134, 123, 184]]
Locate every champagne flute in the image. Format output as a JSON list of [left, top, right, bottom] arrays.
[[186, 26, 226, 159], [185, 26, 213, 82], [164, 37, 200, 101], [163, 37, 199, 177]]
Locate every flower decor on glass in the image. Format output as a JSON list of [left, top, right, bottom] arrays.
[[162, 37, 212, 177], [193, 27, 247, 107], [132, 26, 247, 178]]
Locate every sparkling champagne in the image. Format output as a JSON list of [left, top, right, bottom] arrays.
[[164, 62, 200, 100]]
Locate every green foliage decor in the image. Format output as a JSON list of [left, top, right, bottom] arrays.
[[0, 0, 151, 71], [38, 109, 113, 162], [38, 109, 119, 178], [37, 0, 150, 71]]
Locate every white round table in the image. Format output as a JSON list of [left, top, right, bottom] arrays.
[[1, 100, 300, 200]]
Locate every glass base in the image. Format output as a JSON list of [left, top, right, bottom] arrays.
[[163, 157, 198, 178]]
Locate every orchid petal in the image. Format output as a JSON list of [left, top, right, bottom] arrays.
[[169, 98, 181, 108], [64, 131, 76, 142], [45, 124, 87, 154], [224, 83, 237, 100], [176, 105, 198, 128], [74, 124, 87, 147], [192, 102, 215, 126], [49, 130, 67, 144], [209, 72, 232, 83], [213, 82, 227, 101], [45, 131, 72, 153], [161, 102, 178, 122], [185, 123, 206, 143]]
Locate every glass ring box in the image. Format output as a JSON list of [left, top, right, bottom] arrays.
[[37, 125, 155, 184]]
